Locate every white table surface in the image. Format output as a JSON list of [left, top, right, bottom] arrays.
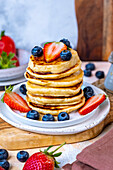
[[0, 61, 112, 170]]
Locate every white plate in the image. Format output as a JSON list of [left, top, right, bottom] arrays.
[[0, 49, 30, 81], [0, 82, 110, 135]]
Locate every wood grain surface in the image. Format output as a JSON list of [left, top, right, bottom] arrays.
[[0, 79, 112, 150], [75, 0, 113, 61]]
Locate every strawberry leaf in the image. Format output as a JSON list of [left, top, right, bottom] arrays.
[[0, 30, 5, 40], [43, 41, 54, 46], [53, 152, 62, 157], [1, 85, 13, 103]]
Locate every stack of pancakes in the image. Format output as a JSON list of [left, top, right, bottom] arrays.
[[25, 49, 85, 116]]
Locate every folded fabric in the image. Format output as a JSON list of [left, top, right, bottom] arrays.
[[63, 127, 113, 170]]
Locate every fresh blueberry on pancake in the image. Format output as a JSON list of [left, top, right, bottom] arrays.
[[60, 50, 72, 61], [83, 86, 95, 100], [85, 63, 95, 71], [95, 71, 105, 79], [0, 160, 10, 170], [42, 114, 55, 121], [58, 112, 70, 121], [17, 151, 29, 162], [0, 149, 8, 160], [26, 110, 39, 120], [31, 46, 43, 57], [19, 84, 27, 95], [60, 38, 72, 48], [84, 69, 92, 77]]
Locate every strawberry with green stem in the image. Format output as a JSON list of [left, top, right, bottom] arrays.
[[23, 142, 66, 170]]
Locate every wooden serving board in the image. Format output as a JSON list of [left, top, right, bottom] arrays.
[[0, 79, 112, 150]]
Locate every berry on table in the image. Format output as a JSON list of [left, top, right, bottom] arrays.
[[84, 69, 92, 77], [26, 110, 40, 120], [58, 112, 70, 121], [0, 160, 10, 170], [83, 86, 95, 100], [42, 114, 55, 121], [60, 50, 72, 61], [95, 71, 105, 79], [17, 151, 29, 163], [85, 63, 95, 71], [19, 84, 27, 95], [0, 149, 8, 160], [60, 38, 72, 48], [31, 46, 43, 57]]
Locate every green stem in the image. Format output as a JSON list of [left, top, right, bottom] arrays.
[[0, 30, 5, 40], [49, 142, 66, 155]]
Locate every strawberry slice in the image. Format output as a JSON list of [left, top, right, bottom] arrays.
[[44, 42, 67, 62], [79, 94, 106, 115], [1, 85, 31, 112]]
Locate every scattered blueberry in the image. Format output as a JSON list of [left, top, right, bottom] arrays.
[[85, 63, 95, 71], [31, 46, 43, 57], [17, 151, 29, 163], [60, 38, 72, 48], [60, 50, 72, 61], [19, 84, 27, 95], [84, 69, 92, 77], [0, 149, 8, 160], [95, 71, 105, 79], [26, 110, 39, 120], [58, 112, 70, 121], [42, 114, 55, 121], [0, 160, 9, 170], [83, 86, 95, 100]]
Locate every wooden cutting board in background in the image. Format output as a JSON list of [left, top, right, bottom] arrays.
[[0, 79, 112, 150]]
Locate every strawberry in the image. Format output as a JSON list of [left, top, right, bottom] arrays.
[[0, 167, 5, 170], [79, 94, 106, 115], [23, 142, 65, 170], [1, 86, 30, 112], [43, 42, 67, 62], [11, 55, 19, 67]]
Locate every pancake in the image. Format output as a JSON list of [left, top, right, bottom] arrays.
[[25, 69, 84, 87], [26, 81, 83, 97], [27, 89, 84, 105], [28, 49, 79, 74], [26, 97, 85, 115], [26, 60, 81, 80]]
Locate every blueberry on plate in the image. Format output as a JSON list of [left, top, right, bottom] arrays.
[[42, 114, 55, 121], [26, 110, 39, 120], [17, 151, 29, 163], [60, 38, 72, 48], [0, 149, 8, 160], [84, 69, 92, 77], [60, 50, 72, 61], [95, 71, 105, 79], [85, 63, 95, 71], [0, 160, 10, 170], [58, 112, 70, 121], [19, 84, 27, 95], [31, 46, 43, 57], [83, 86, 95, 100]]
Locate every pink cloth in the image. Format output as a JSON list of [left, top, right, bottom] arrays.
[[63, 127, 113, 170]]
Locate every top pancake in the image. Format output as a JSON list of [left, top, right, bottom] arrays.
[[28, 49, 80, 74]]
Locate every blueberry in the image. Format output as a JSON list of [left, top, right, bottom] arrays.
[[60, 38, 72, 48], [26, 110, 39, 120], [0, 149, 8, 160], [31, 46, 43, 57], [84, 69, 92, 77], [60, 50, 72, 61], [19, 84, 27, 95], [83, 86, 95, 100], [42, 114, 55, 121], [95, 71, 105, 79], [85, 63, 95, 71], [0, 160, 9, 170], [58, 112, 70, 121], [17, 151, 29, 163]]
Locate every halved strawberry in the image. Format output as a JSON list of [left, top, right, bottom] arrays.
[[79, 94, 106, 115], [43, 42, 67, 62], [1, 86, 31, 112]]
